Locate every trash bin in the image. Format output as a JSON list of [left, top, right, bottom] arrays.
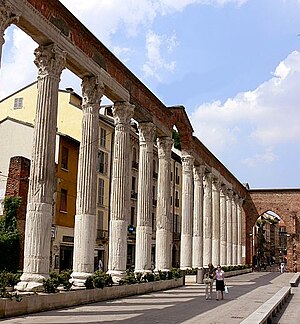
[[196, 268, 204, 284]]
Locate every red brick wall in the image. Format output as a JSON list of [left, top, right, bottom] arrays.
[[244, 189, 300, 271]]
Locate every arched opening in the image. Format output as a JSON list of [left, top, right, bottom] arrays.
[[251, 210, 287, 272]]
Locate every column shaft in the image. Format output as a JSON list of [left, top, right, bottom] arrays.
[[237, 198, 243, 264], [192, 165, 205, 268], [17, 44, 65, 291], [203, 172, 212, 267], [226, 190, 233, 265], [180, 153, 194, 269], [72, 77, 104, 286], [135, 122, 155, 272], [220, 185, 227, 266], [108, 102, 134, 281], [155, 137, 173, 271], [232, 194, 238, 265], [212, 177, 220, 266]]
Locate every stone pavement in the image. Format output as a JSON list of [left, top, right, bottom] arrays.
[[1, 272, 297, 324]]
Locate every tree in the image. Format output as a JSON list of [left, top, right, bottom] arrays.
[[0, 197, 21, 272], [172, 129, 181, 150]]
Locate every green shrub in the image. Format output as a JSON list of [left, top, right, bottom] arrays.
[[0, 197, 22, 272], [185, 268, 197, 275], [171, 268, 182, 279], [84, 276, 94, 289], [58, 269, 72, 290], [43, 277, 59, 293]]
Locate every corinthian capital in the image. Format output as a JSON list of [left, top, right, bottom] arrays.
[[181, 153, 194, 174], [193, 165, 205, 182], [34, 44, 66, 79], [157, 136, 173, 159], [112, 101, 135, 125], [138, 122, 156, 144], [82, 76, 104, 108], [0, 1, 19, 33]]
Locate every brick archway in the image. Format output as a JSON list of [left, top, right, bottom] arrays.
[[244, 189, 300, 271]]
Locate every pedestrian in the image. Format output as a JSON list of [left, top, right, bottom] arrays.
[[204, 263, 215, 300], [280, 262, 285, 273], [98, 259, 103, 271], [215, 264, 225, 301]]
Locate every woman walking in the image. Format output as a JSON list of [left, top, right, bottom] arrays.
[[204, 263, 215, 300], [215, 265, 225, 300]]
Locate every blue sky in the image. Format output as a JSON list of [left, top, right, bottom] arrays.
[[1, 0, 300, 189]]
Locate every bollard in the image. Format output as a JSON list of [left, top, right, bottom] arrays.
[[181, 270, 186, 286], [196, 268, 204, 284]]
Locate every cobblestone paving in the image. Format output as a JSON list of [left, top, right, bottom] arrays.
[[1, 272, 296, 324]]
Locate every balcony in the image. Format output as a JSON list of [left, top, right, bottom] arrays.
[[152, 199, 157, 206], [153, 171, 158, 179], [96, 229, 109, 241], [132, 161, 139, 170], [131, 191, 138, 199], [173, 232, 181, 240]]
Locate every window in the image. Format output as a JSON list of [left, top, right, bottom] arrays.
[[100, 128, 106, 148], [60, 189, 67, 212], [97, 210, 104, 230], [13, 97, 23, 109], [152, 212, 156, 230], [175, 166, 180, 185], [132, 177, 136, 192], [61, 146, 69, 170], [130, 207, 135, 226], [97, 178, 105, 206], [175, 190, 180, 207], [173, 214, 179, 233], [98, 151, 108, 175], [96, 210, 104, 240], [132, 147, 138, 169]]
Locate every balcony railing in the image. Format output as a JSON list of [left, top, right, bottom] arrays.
[[96, 229, 109, 241], [173, 232, 181, 240], [132, 161, 139, 170], [152, 199, 157, 206], [153, 171, 158, 179], [131, 191, 138, 199]]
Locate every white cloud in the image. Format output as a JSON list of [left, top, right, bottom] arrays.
[[242, 148, 277, 167], [112, 46, 133, 63], [0, 27, 36, 99], [190, 51, 300, 160], [142, 30, 177, 81]]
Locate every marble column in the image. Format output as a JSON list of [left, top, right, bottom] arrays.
[[232, 193, 238, 265], [155, 137, 173, 271], [71, 77, 104, 286], [220, 184, 227, 266], [16, 44, 66, 291], [180, 153, 194, 269], [237, 198, 243, 264], [203, 172, 212, 267], [226, 189, 233, 265], [135, 122, 155, 273], [212, 177, 220, 266], [108, 101, 134, 281], [192, 165, 205, 269], [0, 1, 19, 67]]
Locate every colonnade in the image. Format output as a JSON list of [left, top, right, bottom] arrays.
[[1, 2, 245, 291]]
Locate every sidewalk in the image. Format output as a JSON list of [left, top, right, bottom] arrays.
[[0, 272, 296, 324]]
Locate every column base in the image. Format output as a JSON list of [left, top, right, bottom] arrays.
[[154, 268, 171, 273], [71, 271, 93, 287], [106, 270, 126, 283], [15, 273, 46, 292], [135, 269, 152, 274]]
